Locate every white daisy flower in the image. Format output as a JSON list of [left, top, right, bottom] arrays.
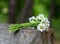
[[37, 23, 46, 32], [44, 18, 50, 24], [42, 18, 50, 30], [29, 16, 37, 22], [46, 24, 50, 29], [36, 14, 45, 22]]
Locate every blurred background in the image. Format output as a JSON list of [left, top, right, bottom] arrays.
[[0, 0, 60, 44]]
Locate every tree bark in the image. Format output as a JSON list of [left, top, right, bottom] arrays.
[[8, 0, 16, 23], [17, 0, 34, 23], [0, 24, 54, 44]]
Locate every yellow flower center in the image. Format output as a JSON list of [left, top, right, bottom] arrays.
[[40, 26, 43, 29]]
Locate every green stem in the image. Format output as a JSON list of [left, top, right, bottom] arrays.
[[9, 22, 40, 32]]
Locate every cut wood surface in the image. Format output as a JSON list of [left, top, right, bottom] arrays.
[[0, 24, 54, 44]]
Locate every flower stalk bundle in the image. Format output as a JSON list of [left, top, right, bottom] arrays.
[[9, 14, 50, 32], [9, 22, 39, 32]]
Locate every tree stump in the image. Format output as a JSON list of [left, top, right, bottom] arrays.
[[0, 24, 54, 44]]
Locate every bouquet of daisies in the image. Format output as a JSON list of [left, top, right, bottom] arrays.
[[9, 14, 50, 32], [29, 14, 50, 32]]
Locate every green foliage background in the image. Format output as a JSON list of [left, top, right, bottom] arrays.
[[0, 0, 60, 41], [0, 0, 8, 23]]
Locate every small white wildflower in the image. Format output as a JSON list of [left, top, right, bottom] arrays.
[[29, 16, 37, 22], [37, 23, 46, 32], [46, 24, 50, 29], [37, 14, 45, 22], [42, 18, 50, 30], [44, 18, 50, 24]]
